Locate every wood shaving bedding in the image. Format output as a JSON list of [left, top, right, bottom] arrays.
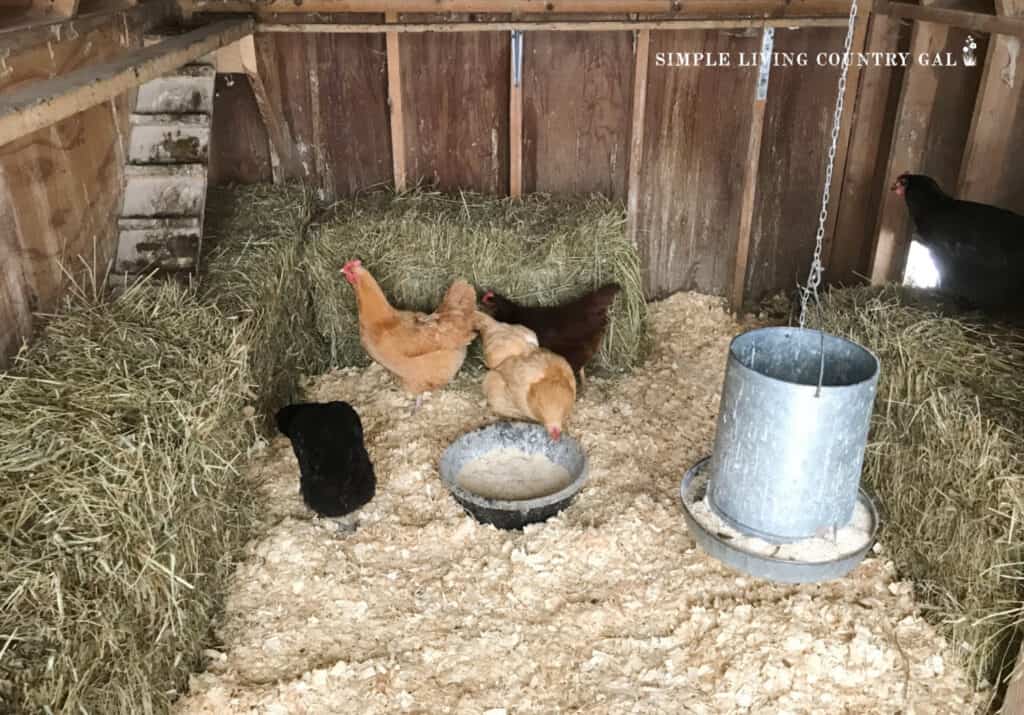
[[175, 292, 984, 715]]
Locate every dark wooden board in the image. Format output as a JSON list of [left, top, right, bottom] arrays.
[[315, 29, 393, 195], [209, 73, 273, 186], [521, 29, 633, 199], [744, 27, 845, 304], [633, 28, 760, 299], [254, 29, 318, 183], [398, 15, 510, 194], [254, 14, 392, 196]]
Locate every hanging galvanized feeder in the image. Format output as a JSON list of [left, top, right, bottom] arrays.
[[680, 326, 882, 584]]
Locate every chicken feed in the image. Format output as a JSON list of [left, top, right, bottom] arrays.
[[175, 291, 983, 714], [685, 469, 875, 563], [455, 449, 574, 501]]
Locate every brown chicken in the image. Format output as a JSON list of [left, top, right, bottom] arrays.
[[475, 311, 577, 441], [341, 259, 476, 407], [480, 283, 621, 385]]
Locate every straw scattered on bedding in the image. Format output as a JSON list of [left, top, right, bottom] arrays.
[[0, 278, 260, 714], [808, 284, 1024, 704]]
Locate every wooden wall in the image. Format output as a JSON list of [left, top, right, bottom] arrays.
[[221, 21, 915, 305], [3, 6, 1018, 367], [0, 21, 143, 364]]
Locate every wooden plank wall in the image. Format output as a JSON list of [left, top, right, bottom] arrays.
[[252, 15, 392, 194], [209, 73, 273, 185], [225, 22, 903, 303], [635, 29, 760, 298], [520, 23, 633, 199], [0, 21, 142, 364], [397, 14, 510, 194], [744, 27, 846, 304]]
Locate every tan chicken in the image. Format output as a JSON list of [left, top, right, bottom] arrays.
[[474, 312, 577, 441], [472, 311, 539, 368], [341, 259, 476, 408]]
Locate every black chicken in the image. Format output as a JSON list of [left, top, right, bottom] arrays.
[[891, 173, 1024, 310], [275, 401, 376, 520]]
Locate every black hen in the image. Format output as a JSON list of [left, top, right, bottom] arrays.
[[275, 401, 376, 518], [480, 283, 621, 377], [892, 173, 1024, 309]]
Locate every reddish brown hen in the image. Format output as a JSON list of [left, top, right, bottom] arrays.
[[480, 283, 621, 384]]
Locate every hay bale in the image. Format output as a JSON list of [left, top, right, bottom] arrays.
[[809, 284, 1024, 695], [202, 184, 328, 430], [0, 280, 258, 714], [304, 190, 648, 372]]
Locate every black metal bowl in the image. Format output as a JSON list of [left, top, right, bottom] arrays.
[[439, 421, 588, 530]]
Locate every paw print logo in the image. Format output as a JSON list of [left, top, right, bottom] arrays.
[[963, 35, 978, 67]]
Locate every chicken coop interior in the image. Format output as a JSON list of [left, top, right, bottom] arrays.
[[1, 0, 1023, 712]]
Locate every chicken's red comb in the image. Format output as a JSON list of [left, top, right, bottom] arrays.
[[482, 290, 495, 303]]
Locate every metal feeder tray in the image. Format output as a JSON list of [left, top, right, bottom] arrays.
[[679, 456, 880, 584]]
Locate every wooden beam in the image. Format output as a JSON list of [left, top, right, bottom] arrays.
[[625, 29, 649, 249], [869, 6, 946, 284], [957, 0, 1024, 202], [192, 0, 852, 16], [509, 30, 523, 199], [238, 34, 284, 184], [731, 30, 770, 314], [385, 10, 406, 192], [0, 18, 253, 146], [877, 0, 1024, 39], [0, 0, 175, 56], [256, 17, 850, 33]]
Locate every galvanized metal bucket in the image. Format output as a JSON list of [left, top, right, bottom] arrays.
[[707, 326, 880, 543]]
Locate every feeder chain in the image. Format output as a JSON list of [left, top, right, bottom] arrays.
[[798, 0, 858, 329]]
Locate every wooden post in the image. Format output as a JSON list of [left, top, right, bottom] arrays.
[[305, 37, 332, 197], [822, 6, 871, 271], [829, 12, 902, 281], [0, 18, 253, 146], [958, 0, 1024, 203], [509, 29, 524, 199], [239, 35, 286, 183], [730, 26, 771, 314], [1004, 640, 1024, 715], [868, 5, 946, 285], [385, 11, 407, 192], [625, 29, 649, 248]]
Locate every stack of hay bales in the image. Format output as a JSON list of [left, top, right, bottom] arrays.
[[810, 285, 1024, 700], [202, 184, 327, 431], [0, 281, 258, 713], [0, 185, 648, 712], [303, 191, 647, 373]]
